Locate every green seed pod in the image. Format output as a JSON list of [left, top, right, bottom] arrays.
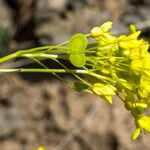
[[69, 33, 87, 53], [69, 52, 86, 67]]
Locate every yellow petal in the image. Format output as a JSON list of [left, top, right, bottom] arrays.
[[137, 116, 150, 133], [38, 147, 45, 150], [131, 128, 141, 141], [100, 21, 113, 32], [90, 27, 102, 37], [104, 95, 113, 104]]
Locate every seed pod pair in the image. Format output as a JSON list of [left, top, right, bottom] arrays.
[[68, 33, 87, 67]]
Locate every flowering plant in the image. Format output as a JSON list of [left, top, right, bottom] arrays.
[[0, 22, 149, 141]]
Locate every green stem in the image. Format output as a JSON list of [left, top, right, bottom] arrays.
[[0, 68, 87, 73], [21, 53, 68, 60], [0, 68, 114, 82], [0, 51, 21, 63]]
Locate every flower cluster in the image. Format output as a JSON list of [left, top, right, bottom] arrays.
[[90, 22, 150, 140], [0, 21, 149, 141]]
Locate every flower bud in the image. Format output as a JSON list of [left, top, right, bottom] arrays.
[[128, 31, 141, 40], [90, 27, 102, 37], [132, 128, 141, 141], [38, 147, 45, 150], [100, 21, 113, 32], [119, 40, 139, 49], [92, 83, 116, 96], [129, 24, 136, 33], [103, 95, 113, 104]]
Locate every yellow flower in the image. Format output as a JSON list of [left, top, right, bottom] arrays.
[[132, 116, 150, 140], [130, 59, 142, 74], [142, 54, 150, 70], [92, 83, 116, 104], [136, 116, 150, 133], [139, 40, 149, 52], [92, 83, 116, 96], [38, 147, 45, 150]]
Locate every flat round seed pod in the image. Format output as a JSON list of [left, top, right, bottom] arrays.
[[69, 33, 87, 53], [69, 52, 86, 67]]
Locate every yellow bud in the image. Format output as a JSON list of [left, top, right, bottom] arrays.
[[90, 22, 113, 38], [129, 24, 136, 33], [90, 27, 102, 37], [119, 40, 139, 49], [128, 31, 141, 40], [109, 57, 116, 63], [131, 128, 141, 141], [92, 83, 116, 96], [100, 21, 113, 32], [135, 102, 148, 109], [134, 102, 149, 114], [136, 116, 150, 133], [101, 68, 111, 74], [103, 95, 113, 104]]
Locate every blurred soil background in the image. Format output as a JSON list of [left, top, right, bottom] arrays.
[[0, 0, 150, 150]]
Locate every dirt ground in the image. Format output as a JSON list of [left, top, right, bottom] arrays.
[[0, 0, 150, 150]]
